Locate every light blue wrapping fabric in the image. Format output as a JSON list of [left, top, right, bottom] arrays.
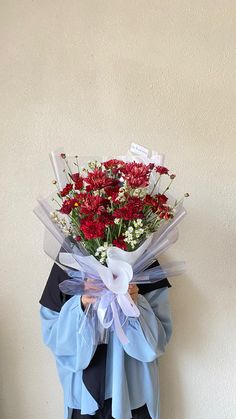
[[40, 288, 172, 419]]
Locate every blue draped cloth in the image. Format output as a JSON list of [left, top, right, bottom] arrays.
[[40, 288, 172, 419]]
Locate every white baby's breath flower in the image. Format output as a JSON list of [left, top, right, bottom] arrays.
[[117, 191, 125, 200], [125, 239, 137, 249], [88, 160, 102, 170], [135, 228, 144, 238], [132, 188, 146, 198], [50, 211, 59, 221], [135, 219, 143, 227], [87, 162, 93, 170], [95, 242, 109, 260], [62, 227, 70, 236], [122, 180, 128, 189], [130, 241, 137, 249], [114, 218, 120, 224]]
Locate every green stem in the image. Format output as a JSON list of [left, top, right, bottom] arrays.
[[172, 195, 184, 209], [106, 225, 112, 244], [63, 169, 71, 183], [69, 214, 81, 229], [76, 156, 80, 173], [64, 158, 73, 176], [150, 174, 161, 195], [162, 178, 174, 195], [118, 219, 123, 237], [53, 181, 61, 194], [95, 238, 101, 247], [52, 198, 61, 208]]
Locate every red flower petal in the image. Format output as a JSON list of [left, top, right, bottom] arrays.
[[80, 219, 106, 240], [155, 166, 169, 175], [60, 183, 73, 197]]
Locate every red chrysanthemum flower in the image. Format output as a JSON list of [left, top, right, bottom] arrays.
[[121, 162, 153, 188], [159, 209, 172, 220], [104, 189, 120, 202], [155, 166, 169, 175], [59, 199, 74, 214], [113, 197, 144, 220], [112, 237, 127, 250], [157, 194, 168, 204], [128, 196, 145, 208], [79, 195, 107, 215], [103, 159, 125, 174], [60, 183, 73, 197], [71, 173, 81, 182], [104, 180, 121, 202], [74, 192, 85, 201], [106, 178, 121, 188], [144, 194, 159, 210], [144, 193, 170, 215], [71, 173, 84, 190], [80, 219, 106, 240], [97, 212, 114, 226], [84, 168, 113, 191], [144, 193, 168, 209]]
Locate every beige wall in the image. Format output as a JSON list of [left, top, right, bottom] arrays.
[[1, 1, 235, 418]]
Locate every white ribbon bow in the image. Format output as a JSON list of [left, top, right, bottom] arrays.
[[59, 235, 153, 344]]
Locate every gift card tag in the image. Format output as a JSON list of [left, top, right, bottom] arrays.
[[130, 143, 149, 157]]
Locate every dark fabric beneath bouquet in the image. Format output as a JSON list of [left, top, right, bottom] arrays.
[[39, 259, 171, 410], [71, 398, 151, 418]]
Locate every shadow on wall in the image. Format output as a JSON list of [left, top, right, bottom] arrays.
[[159, 274, 209, 419]]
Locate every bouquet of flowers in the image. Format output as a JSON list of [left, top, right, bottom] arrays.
[[34, 143, 188, 344]]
